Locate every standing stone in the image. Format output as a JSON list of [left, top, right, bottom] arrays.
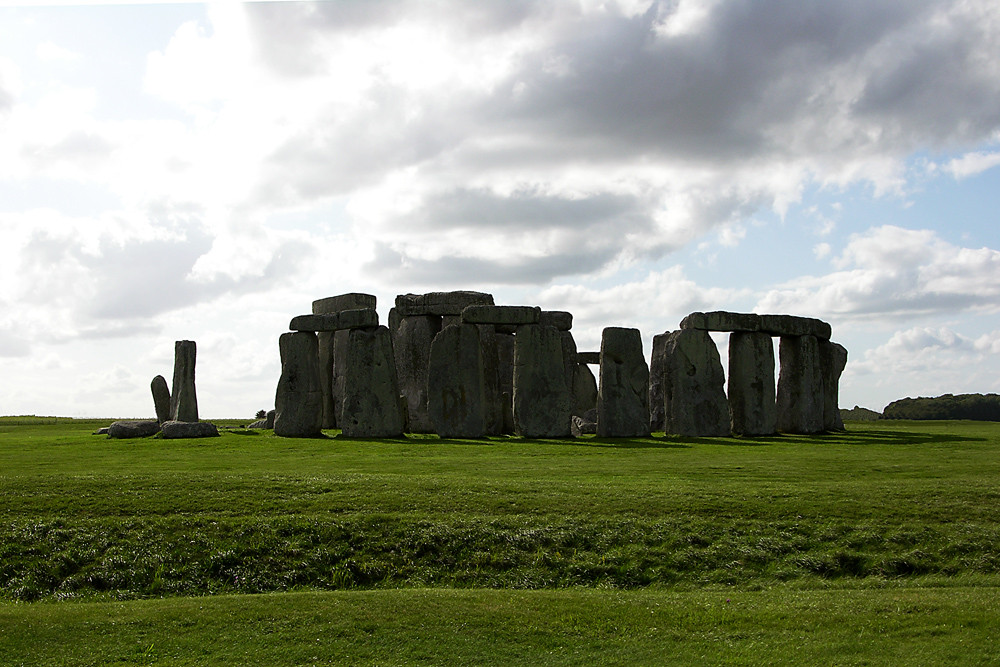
[[820, 340, 848, 431], [572, 363, 598, 417], [776, 335, 824, 434], [496, 332, 515, 434], [170, 340, 198, 423], [151, 375, 171, 424], [331, 329, 350, 427], [559, 331, 578, 404], [648, 333, 669, 432], [427, 323, 488, 438], [597, 327, 650, 437], [393, 315, 442, 433], [340, 326, 405, 438], [662, 329, 730, 437], [274, 332, 324, 437], [312, 294, 377, 429], [513, 324, 571, 438], [478, 324, 503, 436], [728, 332, 777, 436]]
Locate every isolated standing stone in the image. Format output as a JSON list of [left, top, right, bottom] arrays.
[[340, 326, 405, 438], [662, 329, 730, 437], [776, 335, 824, 434], [151, 375, 171, 424], [170, 340, 198, 423], [393, 315, 442, 433], [427, 323, 488, 438], [648, 333, 668, 432], [597, 327, 650, 437], [513, 324, 571, 438], [274, 332, 323, 437], [820, 340, 848, 431], [728, 332, 777, 436]]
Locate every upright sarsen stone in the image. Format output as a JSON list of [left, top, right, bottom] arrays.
[[597, 327, 650, 437], [170, 340, 198, 423], [513, 324, 571, 438], [648, 333, 669, 432], [312, 293, 377, 429], [274, 332, 323, 437], [427, 323, 488, 438], [151, 375, 171, 424], [776, 335, 824, 434], [820, 340, 848, 431], [339, 326, 405, 438], [728, 332, 777, 436], [662, 329, 729, 437], [393, 315, 442, 433]]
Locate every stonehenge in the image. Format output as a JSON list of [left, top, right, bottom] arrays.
[[271, 293, 848, 440]]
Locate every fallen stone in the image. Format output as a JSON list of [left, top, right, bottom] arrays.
[[728, 331, 777, 436], [151, 375, 171, 424], [648, 333, 668, 432], [680, 311, 761, 332], [393, 315, 442, 433], [395, 291, 494, 317], [576, 352, 600, 365], [597, 327, 650, 437], [539, 311, 573, 331], [93, 427, 110, 435], [170, 340, 199, 423], [312, 293, 376, 315], [776, 335, 825, 434], [289, 309, 379, 332], [427, 323, 488, 438], [274, 331, 324, 437], [248, 419, 267, 429], [571, 415, 597, 437], [461, 305, 540, 325], [159, 420, 220, 439], [661, 329, 730, 437], [759, 315, 832, 340], [513, 324, 571, 438], [820, 340, 848, 431], [108, 420, 161, 439], [339, 326, 405, 438]]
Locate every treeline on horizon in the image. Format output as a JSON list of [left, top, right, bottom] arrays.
[[881, 393, 1000, 421]]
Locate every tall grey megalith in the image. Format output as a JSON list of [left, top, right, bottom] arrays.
[[661, 329, 729, 437], [597, 327, 650, 437], [727, 331, 777, 436], [339, 326, 405, 438], [274, 331, 324, 437], [513, 324, 571, 438], [170, 340, 198, 423], [427, 323, 489, 438], [776, 335, 824, 434]]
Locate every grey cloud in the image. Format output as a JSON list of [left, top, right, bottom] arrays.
[[0, 327, 30, 357], [364, 241, 617, 287], [22, 131, 115, 169]]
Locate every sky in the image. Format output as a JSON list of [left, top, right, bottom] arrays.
[[1, 0, 999, 419]]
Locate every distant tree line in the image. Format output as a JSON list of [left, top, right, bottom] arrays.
[[882, 394, 1000, 421]]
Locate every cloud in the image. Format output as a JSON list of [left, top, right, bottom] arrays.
[[757, 225, 1000, 320], [945, 150, 1000, 179]]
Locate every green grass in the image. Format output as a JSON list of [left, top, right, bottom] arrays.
[[1, 419, 999, 663]]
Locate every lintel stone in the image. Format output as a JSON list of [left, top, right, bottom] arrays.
[[680, 311, 760, 332], [539, 311, 573, 331], [462, 305, 540, 325], [312, 293, 376, 314], [395, 291, 494, 317], [289, 308, 378, 332], [576, 352, 600, 365]]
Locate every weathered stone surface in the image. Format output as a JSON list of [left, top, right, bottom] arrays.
[[395, 291, 494, 317], [266, 409, 275, 429], [274, 332, 324, 437], [462, 305, 540, 325], [571, 415, 597, 437], [497, 333, 515, 433], [331, 329, 350, 428], [539, 311, 573, 331], [170, 340, 198, 423], [93, 427, 110, 435], [680, 311, 761, 332], [442, 315, 462, 329], [317, 331, 336, 428], [576, 351, 601, 365], [648, 333, 668, 432], [393, 315, 442, 433], [513, 324, 571, 438], [427, 323, 488, 438], [597, 327, 650, 437], [728, 332, 777, 436], [759, 315, 831, 340], [108, 420, 160, 439], [559, 331, 578, 406], [312, 293, 376, 315], [662, 329, 730, 437], [339, 326, 405, 438], [820, 340, 848, 431], [478, 324, 503, 436], [151, 375, 171, 424], [159, 420, 219, 439], [776, 335, 825, 434], [289, 309, 378, 332], [388, 307, 402, 339], [248, 419, 267, 429], [571, 363, 598, 417]]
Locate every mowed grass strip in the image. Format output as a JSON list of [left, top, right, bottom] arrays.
[[2, 419, 1000, 599], [1, 587, 998, 666]]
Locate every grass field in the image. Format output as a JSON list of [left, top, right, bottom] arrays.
[[1, 417, 999, 664]]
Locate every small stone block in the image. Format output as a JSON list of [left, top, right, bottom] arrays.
[[312, 293, 376, 315], [539, 311, 573, 331], [461, 305, 540, 325], [576, 352, 600, 365]]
